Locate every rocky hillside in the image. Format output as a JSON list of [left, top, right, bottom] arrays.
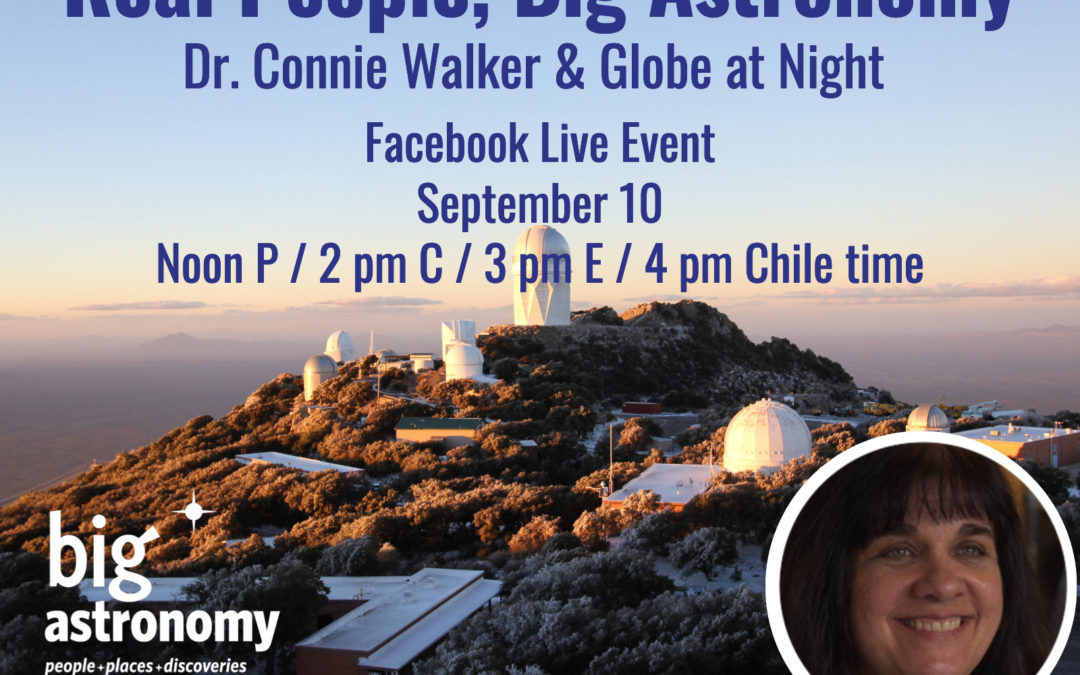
[[480, 300, 856, 410]]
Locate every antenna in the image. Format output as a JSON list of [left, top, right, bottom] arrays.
[[608, 423, 614, 496]]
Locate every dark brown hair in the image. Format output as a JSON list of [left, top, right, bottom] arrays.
[[779, 443, 1054, 674]]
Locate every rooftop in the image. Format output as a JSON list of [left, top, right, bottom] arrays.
[[234, 452, 363, 475], [395, 417, 484, 431], [956, 425, 1079, 444], [605, 463, 717, 506], [297, 568, 498, 664], [357, 577, 501, 671]]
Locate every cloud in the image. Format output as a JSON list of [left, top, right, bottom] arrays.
[[282, 296, 442, 312], [0, 313, 22, 320], [447, 303, 513, 313], [776, 275, 1080, 305], [69, 301, 208, 311]]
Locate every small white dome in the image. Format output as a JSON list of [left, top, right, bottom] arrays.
[[444, 341, 484, 380], [325, 330, 355, 363], [723, 399, 813, 473], [303, 354, 339, 401], [906, 405, 951, 432]]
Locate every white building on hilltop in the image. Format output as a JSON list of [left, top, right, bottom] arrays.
[[441, 320, 476, 359], [296, 568, 500, 674], [235, 452, 364, 479], [723, 399, 813, 473], [603, 464, 716, 512], [303, 354, 339, 401], [512, 225, 570, 326], [444, 341, 485, 381], [906, 404, 951, 432], [325, 330, 355, 363]]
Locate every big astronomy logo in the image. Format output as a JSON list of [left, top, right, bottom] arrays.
[[46, 509, 278, 652]]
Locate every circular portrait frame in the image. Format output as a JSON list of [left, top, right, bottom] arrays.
[[765, 430, 1077, 675]]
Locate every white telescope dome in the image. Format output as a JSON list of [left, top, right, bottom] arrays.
[[325, 330, 355, 363], [906, 404, 951, 432], [303, 354, 339, 401], [723, 399, 812, 473], [444, 341, 485, 381], [511, 225, 571, 326]]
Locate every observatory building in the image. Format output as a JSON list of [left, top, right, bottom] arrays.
[[410, 353, 435, 371], [604, 464, 716, 512], [905, 404, 951, 432], [441, 320, 476, 359], [512, 225, 570, 326], [235, 452, 364, 480], [444, 341, 485, 381], [325, 330, 355, 363], [723, 399, 813, 473], [82, 568, 500, 675], [395, 417, 484, 447], [296, 568, 500, 675], [303, 354, 339, 401], [956, 424, 1080, 468]]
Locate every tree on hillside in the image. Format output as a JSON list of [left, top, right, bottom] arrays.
[[1016, 460, 1071, 505], [868, 418, 906, 438], [615, 489, 664, 530], [417, 552, 781, 675], [0, 552, 88, 675], [507, 515, 561, 554], [316, 536, 381, 576], [571, 510, 613, 552], [184, 558, 327, 675], [669, 526, 738, 581], [621, 510, 681, 554]]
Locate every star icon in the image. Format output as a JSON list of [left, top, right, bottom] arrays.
[[173, 490, 214, 531]]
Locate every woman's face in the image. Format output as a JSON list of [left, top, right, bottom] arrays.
[[849, 513, 1003, 675]]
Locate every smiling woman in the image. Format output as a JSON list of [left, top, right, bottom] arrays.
[[779, 443, 1061, 675]]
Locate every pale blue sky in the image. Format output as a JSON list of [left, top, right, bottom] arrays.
[[2, 1, 1078, 342]]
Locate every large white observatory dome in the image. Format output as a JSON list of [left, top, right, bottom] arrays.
[[444, 341, 485, 381], [325, 330, 355, 363], [723, 399, 813, 473], [303, 354, 339, 401], [441, 319, 477, 359], [512, 225, 571, 326], [906, 404, 951, 432]]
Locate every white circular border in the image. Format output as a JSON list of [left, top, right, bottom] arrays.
[[765, 431, 1078, 675]]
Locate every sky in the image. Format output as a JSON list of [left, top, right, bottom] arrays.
[[2, 1, 1079, 348]]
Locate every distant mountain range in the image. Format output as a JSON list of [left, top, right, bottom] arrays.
[[134, 333, 310, 361], [805, 325, 1080, 412]]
